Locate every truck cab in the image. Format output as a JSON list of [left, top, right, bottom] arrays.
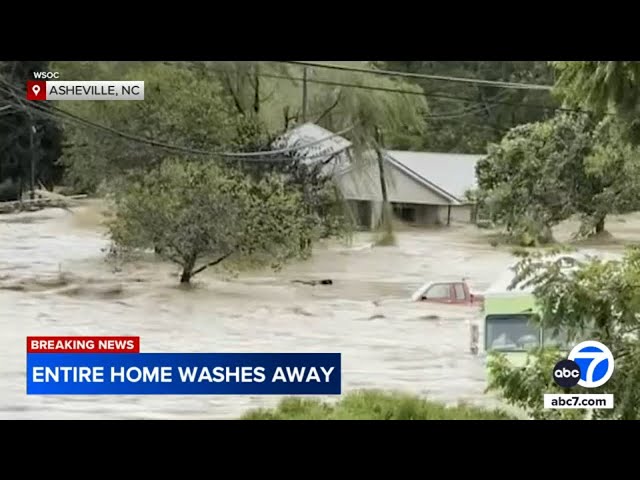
[[411, 279, 483, 306]]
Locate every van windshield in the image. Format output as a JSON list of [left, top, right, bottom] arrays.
[[485, 314, 539, 352]]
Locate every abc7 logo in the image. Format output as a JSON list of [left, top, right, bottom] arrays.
[[553, 340, 615, 388]]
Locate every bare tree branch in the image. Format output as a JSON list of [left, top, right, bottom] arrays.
[[253, 65, 260, 114], [219, 72, 245, 115], [283, 106, 291, 130], [191, 252, 233, 277], [262, 88, 276, 103], [315, 89, 343, 124]]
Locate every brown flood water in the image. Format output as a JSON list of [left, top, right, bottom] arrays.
[[1, 201, 634, 419]]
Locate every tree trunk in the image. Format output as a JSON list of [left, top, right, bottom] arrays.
[[180, 255, 197, 284], [595, 216, 606, 234], [180, 269, 192, 284]]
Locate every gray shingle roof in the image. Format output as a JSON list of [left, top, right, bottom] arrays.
[[386, 150, 484, 203], [271, 122, 352, 168]]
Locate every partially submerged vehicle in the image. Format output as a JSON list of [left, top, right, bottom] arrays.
[[476, 250, 622, 370], [411, 279, 484, 307]]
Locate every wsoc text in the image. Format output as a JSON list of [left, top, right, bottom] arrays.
[[31, 365, 336, 384]]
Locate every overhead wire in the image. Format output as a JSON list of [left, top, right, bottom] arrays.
[[281, 61, 555, 91], [1, 65, 510, 160], [0, 77, 355, 162], [196, 64, 503, 118], [213, 67, 597, 117], [0, 60, 596, 161]]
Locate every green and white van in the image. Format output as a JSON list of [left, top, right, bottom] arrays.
[[478, 250, 621, 369]]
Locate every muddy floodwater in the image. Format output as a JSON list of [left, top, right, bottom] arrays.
[[1, 202, 635, 419]]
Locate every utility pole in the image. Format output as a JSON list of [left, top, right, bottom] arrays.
[[29, 121, 36, 200], [375, 126, 393, 242], [301, 67, 308, 123], [375, 127, 389, 206]]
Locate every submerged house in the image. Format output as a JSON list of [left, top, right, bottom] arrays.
[[272, 123, 484, 228]]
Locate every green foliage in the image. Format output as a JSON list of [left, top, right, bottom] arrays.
[[476, 113, 640, 244], [580, 117, 640, 235], [487, 349, 586, 420], [107, 158, 313, 283], [54, 61, 425, 243], [381, 61, 557, 153], [201, 61, 429, 154], [241, 389, 516, 420], [487, 248, 640, 419], [297, 63, 429, 153], [553, 62, 640, 116], [553, 61, 640, 143], [0, 61, 63, 200], [55, 62, 245, 193], [476, 114, 589, 244]]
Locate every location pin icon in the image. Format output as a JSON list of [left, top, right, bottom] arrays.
[[32, 85, 40, 96]]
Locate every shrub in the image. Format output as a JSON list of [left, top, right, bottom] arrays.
[[241, 390, 516, 420]]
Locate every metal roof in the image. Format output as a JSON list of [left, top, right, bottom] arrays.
[[385, 151, 484, 203], [271, 124, 484, 203]]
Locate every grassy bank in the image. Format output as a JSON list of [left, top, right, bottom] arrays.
[[241, 390, 516, 420]]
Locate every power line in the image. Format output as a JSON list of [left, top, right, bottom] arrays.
[[1, 68, 511, 163], [207, 65, 512, 119], [0, 78, 355, 162], [232, 68, 590, 117], [282, 61, 555, 91], [0, 63, 574, 163]]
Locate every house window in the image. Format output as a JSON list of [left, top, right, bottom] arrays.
[[401, 207, 416, 222], [454, 283, 466, 300], [394, 204, 416, 222], [485, 314, 540, 352], [424, 283, 451, 300]]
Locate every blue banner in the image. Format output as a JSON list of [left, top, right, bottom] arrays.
[[26, 353, 341, 395]]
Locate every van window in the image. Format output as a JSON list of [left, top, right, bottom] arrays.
[[485, 314, 540, 352], [425, 283, 450, 299], [454, 284, 466, 300]]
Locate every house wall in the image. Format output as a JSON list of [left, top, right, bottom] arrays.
[[393, 203, 438, 225], [347, 201, 476, 229], [339, 161, 477, 228], [335, 161, 451, 205], [435, 204, 474, 224]]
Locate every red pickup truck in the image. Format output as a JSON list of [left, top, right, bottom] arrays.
[[411, 279, 484, 306]]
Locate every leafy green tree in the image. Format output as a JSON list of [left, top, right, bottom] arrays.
[[381, 61, 557, 153], [0, 61, 63, 200], [577, 117, 640, 235], [476, 114, 592, 244], [476, 112, 640, 243], [107, 158, 313, 284], [553, 62, 640, 116], [553, 61, 640, 143], [55, 62, 353, 251], [54, 62, 259, 193], [202, 61, 429, 150], [201, 61, 430, 241], [487, 248, 640, 419]]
